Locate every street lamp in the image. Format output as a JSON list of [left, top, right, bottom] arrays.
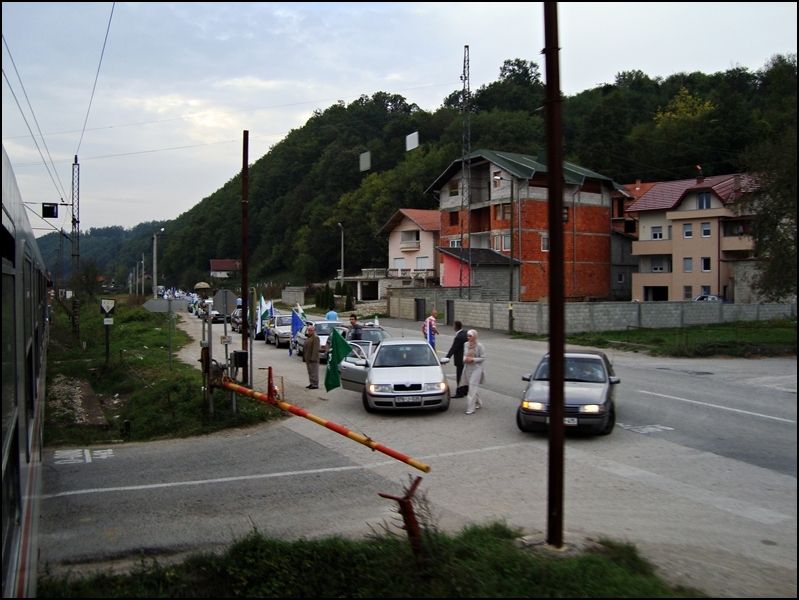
[[337, 222, 344, 289], [153, 227, 164, 298]]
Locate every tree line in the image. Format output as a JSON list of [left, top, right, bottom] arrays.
[[39, 54, 797, 300]]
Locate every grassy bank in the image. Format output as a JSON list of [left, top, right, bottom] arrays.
[[38, 521, 703, 598], [517, 319, 796, 357], [45, 295, 282, 446]]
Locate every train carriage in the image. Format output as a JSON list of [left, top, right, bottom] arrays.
[[2, 145, 50, 598]]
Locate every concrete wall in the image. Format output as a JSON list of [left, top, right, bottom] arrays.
[[387, 286, 796, 333], [281, 286, 305, 307]]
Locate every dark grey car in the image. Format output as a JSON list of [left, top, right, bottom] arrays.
[[516, 351, 619, 436]]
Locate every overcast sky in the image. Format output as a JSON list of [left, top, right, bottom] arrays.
[[2, 2, 796, 238]]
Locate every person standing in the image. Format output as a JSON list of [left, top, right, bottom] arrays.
[[422, 308, 439, 349], [325, 308, 338, 321], [446, 320, 469, 398], [348, 313, 363, 340], [460, 329, 486, 415], [303, 325, 320, 389]]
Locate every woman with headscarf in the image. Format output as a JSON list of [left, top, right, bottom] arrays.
[[459, 329, 486, 415]]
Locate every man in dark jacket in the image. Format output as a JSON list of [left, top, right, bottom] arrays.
[[303, 325, 321, 389], [446, 320, 469, 398]]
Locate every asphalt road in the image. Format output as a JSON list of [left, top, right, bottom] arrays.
[[39, 309, 797, 597]]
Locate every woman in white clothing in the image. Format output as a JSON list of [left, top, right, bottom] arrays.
[[459, 329, 486, 415]]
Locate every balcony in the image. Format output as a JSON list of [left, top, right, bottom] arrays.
[[399, 240, 421, 251], [387, 268, 435, 279], [720, 235, 754, 252], [632, 238, 673, 255]]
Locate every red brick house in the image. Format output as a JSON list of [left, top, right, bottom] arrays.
[[426, 149, 623, 301]]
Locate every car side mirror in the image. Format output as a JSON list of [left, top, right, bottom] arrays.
[[609, 375, 620, 384], [439, 357, 450, 364], [522, 374, 531, 382]]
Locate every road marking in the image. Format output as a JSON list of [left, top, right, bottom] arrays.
[[617, 423, 674, 434], [53, 449, 115, 465], [639, 390, 796, 424]]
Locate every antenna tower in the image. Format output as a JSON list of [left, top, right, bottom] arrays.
[[460, 45, 471, 299]]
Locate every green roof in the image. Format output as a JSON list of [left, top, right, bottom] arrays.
[[426, 149, 617, 193]]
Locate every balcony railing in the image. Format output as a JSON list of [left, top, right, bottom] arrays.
[[387, 268, 435, 279], [399, 240, 421, 251]]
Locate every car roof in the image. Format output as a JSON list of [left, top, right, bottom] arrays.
[[379, 339, 430, 347], [542, 350, 609, 360]]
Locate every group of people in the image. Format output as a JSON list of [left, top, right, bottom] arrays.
[[304, 307, 485, 416], [424, 310, 486, 415], [302, 313, 362, 389]]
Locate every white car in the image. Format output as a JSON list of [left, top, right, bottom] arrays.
[[265, 314, 293, 347], [339, 339, 451, 413]]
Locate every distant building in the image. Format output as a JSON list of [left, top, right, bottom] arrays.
[[627, 173, 757, 301]]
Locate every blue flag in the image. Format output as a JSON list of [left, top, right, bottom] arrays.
[[289, 309, 304, 356]]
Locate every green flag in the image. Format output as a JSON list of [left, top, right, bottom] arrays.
[[325, 328, 353, 392]]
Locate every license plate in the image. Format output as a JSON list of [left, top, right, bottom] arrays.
[[564, 417, 578, 426], [395, 396, 422, 404]]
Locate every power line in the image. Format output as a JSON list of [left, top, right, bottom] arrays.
[[75, 2, 115, 156]]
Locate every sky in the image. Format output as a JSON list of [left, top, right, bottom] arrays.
[[2, 2, 796, 238]]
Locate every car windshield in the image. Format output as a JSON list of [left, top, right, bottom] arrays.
[[314, 322, 337, 335], [373, 344, 436, 367], [275, 316, 292, 326], [356, 328, 389, 343], [534, 357, 606, 383]]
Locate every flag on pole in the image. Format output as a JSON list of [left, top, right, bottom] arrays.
[[255, 295, 267, 337], [325, 328, 353, 392], [289, 309, 304, 356], [296, 303, 307, 321]]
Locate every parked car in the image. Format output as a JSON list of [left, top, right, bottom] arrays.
[[346, 323, 391, 346], [516, 351, 619, 436], [339, 339, 451, 413], [293, 320, 344, 361], [693, 294, 722, 302], [265, 314, 294, 347]]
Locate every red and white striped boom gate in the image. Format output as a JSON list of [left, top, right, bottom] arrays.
[[218, 369, 431, 473]]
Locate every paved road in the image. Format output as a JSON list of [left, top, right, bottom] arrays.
[[39, 309, 797, 597]]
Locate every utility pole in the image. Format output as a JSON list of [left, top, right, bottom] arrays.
[[241, 130, 250, 385]]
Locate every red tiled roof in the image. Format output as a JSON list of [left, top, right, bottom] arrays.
[[379, 209, 441, 234], [627, 174, 756, 212]]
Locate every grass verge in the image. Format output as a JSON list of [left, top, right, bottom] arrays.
[[37, 521, 704, 597]]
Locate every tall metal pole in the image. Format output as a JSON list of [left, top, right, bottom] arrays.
[[509, 176, 515, 331], [152, 228, 163, 299], [544, 0, 566, 549], [241, 130, 250, 385], [340, 223, 345, 286]]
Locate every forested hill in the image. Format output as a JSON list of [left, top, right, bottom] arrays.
[[39, 54, 797, 290]]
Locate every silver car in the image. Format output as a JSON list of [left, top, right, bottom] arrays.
[[516, 351, 619, 436], [293, 320, 344, 361], [265, 314, 293, 347], [339, 339, 451, 413]]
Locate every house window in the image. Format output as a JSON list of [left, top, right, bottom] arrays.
[[492, 234, 510, 251], [701, 257, 711, 272], [495, 203, 511, 220], [701, 222, 711, 237], [449, 239, 461, 248], [449, 211, 459, 226], [683, 223, 693, 239], [651, 226, 663, 240], [683, 257, 693, 273], [401, 230, 420, 243], [701, 285, 711, 295], [492, 171, 502, 188], [416, 256, 431, 270], [448, 181, 459, 197], [616, 272, 625, 284], [651, 257, 665, 272], [698, 192, 711, 209], [541, 234, 549, 252], [393, 258, 405, 269], [683, 286, 693, 300]]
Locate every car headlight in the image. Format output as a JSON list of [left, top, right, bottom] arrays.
[[522, 401, 546, 411], [423, 381, 447, 392], [579, 404, 601, 414], [368, 383, 393, 394]]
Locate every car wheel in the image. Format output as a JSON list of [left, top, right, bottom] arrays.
[[362, 392, 376, 413], [598, 404, 616, 436]]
